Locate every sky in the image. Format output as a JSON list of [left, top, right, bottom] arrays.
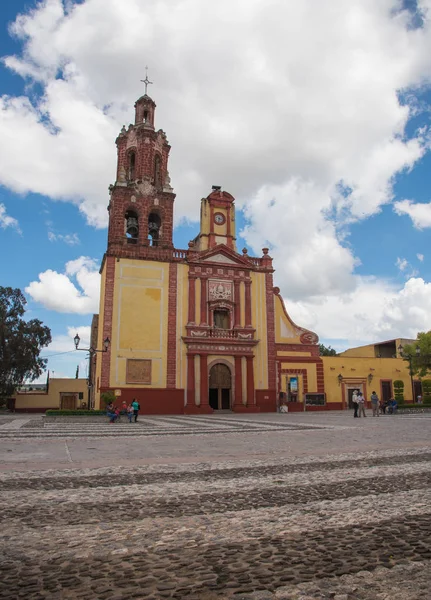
[[1, 0, 431, 381]]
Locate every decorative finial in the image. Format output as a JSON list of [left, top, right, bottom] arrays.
[[140, 66, 153, 95]]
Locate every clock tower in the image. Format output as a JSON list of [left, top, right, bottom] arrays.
[[194, 188, 237, 251]]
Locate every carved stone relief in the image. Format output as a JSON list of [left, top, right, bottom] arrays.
[[209, 280, 233, 301], [126, 359, 152, 384]]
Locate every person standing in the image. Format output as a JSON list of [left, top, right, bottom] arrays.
[[127, 404, 134, 423], [370, 391, 380, 417], [357, 392, 366, 418], [131, 398, 140, 423], [352, 390, 359, 418]]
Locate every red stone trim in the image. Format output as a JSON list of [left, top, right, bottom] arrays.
[[167, 262, 177, 388], [316, 359, 325, 393], [187, 354, 195, 407], [101, 256, 115, 388], [265, 273, 276, 391], [246, 355, 255, 405], [200, 277, 208, 325], [276, 343, 320, 356], [234, 356, 243, 406], [187, 275, 196, 324], [278, 356, 323, 363], [200, 355, 209, 407]]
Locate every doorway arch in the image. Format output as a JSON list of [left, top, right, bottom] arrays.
[[209, 363, 232, 410]]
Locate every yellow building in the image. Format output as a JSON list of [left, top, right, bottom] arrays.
[[93, 91, 324, 413], [92, 91, 418, 414], [13, 378, 89, 412]]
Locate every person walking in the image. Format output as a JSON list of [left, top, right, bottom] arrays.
[[132, 398, 140, 423], [370, 391, 380, 417], [352, 390, 359, 418], [357, 392, 366, 418]]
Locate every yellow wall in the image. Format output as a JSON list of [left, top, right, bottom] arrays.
[[15, 379, 88, 410], [274, 295, 303, 344], [322, 356, 415, 403], [251, 271, 268, 389], [177, 263, 189, 394], [109, 259, 170, 390], [338, 344, 376, 358]]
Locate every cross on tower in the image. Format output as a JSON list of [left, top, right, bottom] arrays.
[[140, 66, 153, 95]]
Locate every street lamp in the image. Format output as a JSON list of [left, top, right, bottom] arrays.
[[398, 344, 418, 402], [74, 334, 110, 409]]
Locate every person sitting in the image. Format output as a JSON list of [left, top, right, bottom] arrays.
[[106, 402, 118, 423]]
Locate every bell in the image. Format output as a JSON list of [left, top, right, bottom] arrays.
[[126, 216, 139, 237]]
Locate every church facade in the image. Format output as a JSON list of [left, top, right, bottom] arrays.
[[93, 92, 326, 413]]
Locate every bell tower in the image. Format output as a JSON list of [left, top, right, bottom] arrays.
[[195, 188, 237, 251], [106, 88, 175, 256]]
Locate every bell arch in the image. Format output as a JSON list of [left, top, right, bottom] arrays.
[[125, 208, 139, 244]]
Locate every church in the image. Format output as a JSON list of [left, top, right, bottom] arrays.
[[92, 89, 327, 414]]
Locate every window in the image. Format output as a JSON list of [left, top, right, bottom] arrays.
[[154, 155, 161, 189], [128, 152, 136, 180], [214, 309, 230, 329]]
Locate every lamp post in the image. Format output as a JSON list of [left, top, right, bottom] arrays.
[[398, 344, 419, 402], [74, 334, 110, 409]]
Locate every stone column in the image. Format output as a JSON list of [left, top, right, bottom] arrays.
[[234, 356, 243, 406], [234, 280, 241, 327], [200, 354, 209, 408], [246, 355, 255, 406], [245, 279, 252, 328], [200, 277, 208, 325], [187, 354, 195, 408], [187, 276, 196, 324]]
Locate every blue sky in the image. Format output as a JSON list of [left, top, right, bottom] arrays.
[[1, 0, 431, 380]]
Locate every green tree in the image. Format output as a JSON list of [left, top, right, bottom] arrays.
[[319, 344, 337, 356], [0, 287, 51, 397], [402, 331, 431, 378]]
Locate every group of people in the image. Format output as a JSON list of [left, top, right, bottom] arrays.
[[352, 390, 397, 418], [106, 399, 140, 423]]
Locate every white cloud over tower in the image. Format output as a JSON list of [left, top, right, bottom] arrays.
[[2, 0, 431, 342]]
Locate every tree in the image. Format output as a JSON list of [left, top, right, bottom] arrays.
[[402, 331, 431, 378], [319, 344, 337, 356], [0, 287, 51, 397]]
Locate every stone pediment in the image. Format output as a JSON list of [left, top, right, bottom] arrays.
[[190, 244, 251, 267], [201, 253, 240, 265]]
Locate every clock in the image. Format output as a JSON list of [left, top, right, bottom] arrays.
[[214, 212, 226, 225]]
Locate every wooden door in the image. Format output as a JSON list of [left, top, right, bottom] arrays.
[[61, 395, 77, 410], [209, 364, 232, 410], [381, 381, 392, 404]]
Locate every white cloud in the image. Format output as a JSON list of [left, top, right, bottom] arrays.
[[3, 0, 431, 348], [48, 230, 80, 245], [287, 277, 431, 346], [25, 256, 100, 314], [1, 0, 430, 299], [417, 253, 424, 261], [393, 199, 431, 229], [396, 257, 408, 272], [0, 203, 21, 233]]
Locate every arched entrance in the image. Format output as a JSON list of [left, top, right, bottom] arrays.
[[209, 363, 232, 410]]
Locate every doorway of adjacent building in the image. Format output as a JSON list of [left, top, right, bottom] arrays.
[[381, 381, 392, 404], [209, 363, 232, 410], [414, 381, 422, 402], [60, 394, 77, 410]]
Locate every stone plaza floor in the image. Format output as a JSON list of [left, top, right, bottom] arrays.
[[0, 410, 430, 599]]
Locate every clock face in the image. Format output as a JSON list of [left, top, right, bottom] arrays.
[[214, 212, 225, 225]]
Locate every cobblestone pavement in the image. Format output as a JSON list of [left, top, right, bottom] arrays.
[[0, 412, 430, 598]]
